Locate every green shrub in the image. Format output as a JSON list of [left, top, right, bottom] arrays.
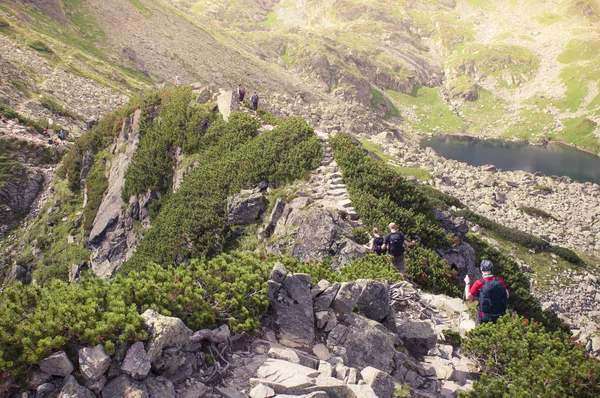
[[39, 96, 78, 120], [550, 246, 585, 265], [83, 154, 109, 234], [0, 17, 9, 28], [257, 108, 283, 125], [518, 205, 557, 220], [340, 254, 404, 283], [405, 246, 461, 296], [0, 103, 45, 133], [533, 185, 552, 192], [417, 185, 465, 210], [28, 40, 53, 53], [123, 115, 321, 271], [454, 209, 549, 250], [352, 228, 371, 245], [462, 315, 600, 397]]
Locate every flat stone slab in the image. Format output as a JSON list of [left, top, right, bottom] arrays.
[[255, 359, 320, 393]]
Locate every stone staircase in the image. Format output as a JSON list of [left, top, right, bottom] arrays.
[[308, 130, 359, 221]]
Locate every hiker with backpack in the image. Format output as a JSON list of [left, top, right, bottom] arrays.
[[383, 223, 417, 275], [251, 92, 259, 111], [370, 228, 386, 256], [237, 84, 246, 102], [464, 260, 509, 325]]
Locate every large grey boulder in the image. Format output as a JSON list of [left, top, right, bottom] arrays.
[[331, 282, 361, 317], [217, 89, 239, 122], [435, 242, 477, 283], [259, 198, 286, 238], [175, 379, 212, 398], [102, 375, 148, 397], [79, 344, 111, 381], [227, 189, 265, 225], [269, 270, 315, 348], [151, 347, 197, 383], [0, 167, 43, 238], [27, 371, 52, 390], [140, 309, 192, 361], [39, 351, 74, 377], [360, 366, 396, 398], [434, 209, 468, 240], [58, 375, 94, 398], [355, 280, 390, 322], [313, 283, 340, 312], [142, 375, 176, 398], [396, 319, 437, 357], [327, 314, 399, 374], [122, 341, 151, 381]]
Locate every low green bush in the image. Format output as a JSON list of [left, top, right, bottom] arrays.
[[518, 205, 557, 220], [0, 103, 45, 133], [83, 153, 109, 234], [39, 96, 79, 120], [533, 184, 552, 192], [28, 40, 53, 53], [417, 185, 465, 210], [352, 228, 371, 245], [257, 108, 283, 125], [550, 246, 585, 265], [454, 209, 549, 250], [341, 254, 404, 283], [462, 314, 600, 397], [0, 253, 276, 379], [405, 246, 461, 296]]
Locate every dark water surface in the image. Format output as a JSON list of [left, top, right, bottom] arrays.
[[420, 135, 600, 185]]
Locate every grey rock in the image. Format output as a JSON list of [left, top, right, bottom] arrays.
[[259, 198, 286, 238], [227, 189, 265, 225], [249, 383, 275, 398], [271, 273, 315, 348], [436, 242, 477, 283], [327, 314, 399, 374], [84, 375, 106, 392], [434, 209, 469, 240], [360, 366, 396, 398], [214, 386, 246, 398], [39, 351, 74, 377], [331, 282, 361, 316], [151, 347, 197, 384], [0, 166, 43, 238], [175, 378, 212, 398], [268, 347, 318, 369], [268, 262, 288, 284], [58, 375, 94, 398], [79, 344, 111, 381], [216, 89, 239, 122], [141, 309, 192, 361], [355, 279, 389, 322], [122, 341, 151, 381], [311, 280, 331, 298], [36, 383, 56, 397], [102, 374, 148, 397], [396, 319, 437, 357], [313, 283, 340, 312], [27, 370, 52, 389], [143, 375, 176, 398]]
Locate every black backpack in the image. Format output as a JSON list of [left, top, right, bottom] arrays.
[[373, 236, 385, 255], [387, 232, 404, 256], [479, 277, 508, 323]]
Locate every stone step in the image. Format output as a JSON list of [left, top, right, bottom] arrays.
[[327, 172, 343, 180], [330, 178, 344, 185], [329, 184, 346, 190], [338, 199, 353, 209], [326, 188, 347, 197]]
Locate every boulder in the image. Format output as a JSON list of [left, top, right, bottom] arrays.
[[360, 367, 396, 398], [313, 283, 341, 312], [311, 280, 331, 298], [102, 375, 148, 397], [249, 383, 276, 398], [36, 382, 56, 397], [27, 371, 52, 390], [79, 345, 111, 381], [268, 347, 318, 369], [396, 319, 437, 357], [39, 351, 74, 377], [253, 359, 320, 394], [436, 242, 477, 283], [175, 379, 212, 398], [331, 282, 361, 317], [259, 198, 286, 238], [355, 280, 389, 322], [270, 272, 315, 348], [217, 89, 239, 122], [227, 189, 265, 225], [268, 262, 288, 284], [140, 309, 192, 361], [151, 347, 198, 383], [121, 342, 151, 381], [58, 375, 94, 398], [142, 375, 176, 398], [433, 209, 468, 240], [327, 314, 399, 374]]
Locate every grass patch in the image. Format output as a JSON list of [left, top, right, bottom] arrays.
[[370, 88, 400, 120], [554, 65, 600, 112], [466, 0, 496, 10], [558, 39, 600, 64], [551, 117, 599, 153], [358, 138, 432, 181], [518, 206, 558, 221], [28, 40, 53, 53], [127, 0, 153, 17], [386, 86, 466, 133], [280, 45, 295, 67], [534, 13, 562, 25], [502, 108, 555, 140], [461, 89, 509, 135], [39, 96, 80, 120]]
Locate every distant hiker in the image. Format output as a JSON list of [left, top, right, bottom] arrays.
[[370, 227, 386, 256], [251, 92, 259, 111], [48, 117, 54, 127], [464, 260, 509, 325], [383, 222, 416, 275], [175, 76, 182, 86], [238, 84, 246, 102]]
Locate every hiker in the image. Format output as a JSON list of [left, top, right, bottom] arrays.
[[251, 92, 259, 111], [237, 84, 246, 102], [464, 260, 509, 325], [382, 222, 416, 275], [175, 76, 182, 86], [370, 228, 386, 256]]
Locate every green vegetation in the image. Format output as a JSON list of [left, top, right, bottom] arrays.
[[534, 13, 562, 25], [463, 315, 600, 397], [550, 246, 585, 266], [518, 205, 557, 221], [352, 227, 371, 245], [123, 111, 322, 272], [0, 155, 25, 186], [503, 107, 555, 140], [532, 185, 552, 192], [558, 39, 600, 64], [27, 40, 53, 53], [330, 134, 460, 297], [552, 117, 599, 153], [127, 0, 153, 17], [256, 108, 283, 126], [370, 88, 400, 120], [357, 139, 432, 181], [39, 96, 79, 120], [554, 65, 600, 114], [465, 0, 496, 11], [416, 185, 465, 210], [386, 86, 466, 133], [83, 153, 109, 235]]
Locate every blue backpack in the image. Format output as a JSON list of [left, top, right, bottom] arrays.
[[479, 277, 508, 323]]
